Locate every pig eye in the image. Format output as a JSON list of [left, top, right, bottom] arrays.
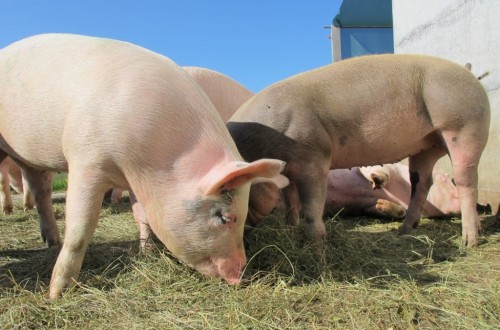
[[212, 209, 231, 226]]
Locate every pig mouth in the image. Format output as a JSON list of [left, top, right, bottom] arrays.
[[196, 257, 244, 285]]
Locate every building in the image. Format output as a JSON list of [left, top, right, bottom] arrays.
[[393, 0, 500, 211], [331, 0, 500, 211], [330, 0, 393, 61]]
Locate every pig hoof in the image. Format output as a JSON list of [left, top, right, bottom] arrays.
[[370, 173, 388, 189], [463, 239, 478, 248], [306, 220, 327, 240], [286, 213, 300, 227], [43, 235, 63, 248], [139, 239, 156, 252], [375, 199, 406, 218], [3, 206, 13, 214], [462, 230, 479, 248], [24, 204, 35, 211], [398, 225, 413, 235]]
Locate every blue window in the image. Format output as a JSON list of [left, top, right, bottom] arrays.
[[340, 28, 394, 58]]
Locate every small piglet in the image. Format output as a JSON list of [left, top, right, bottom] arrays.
[[228, 54, 490, 247], [0, 34, 287, 298]]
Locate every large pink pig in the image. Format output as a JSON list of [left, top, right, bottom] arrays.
[[0, 156, 34, 213], [0, 34, 287, 298], [228, 54, 490, 247], [324, 164, 491, 219]]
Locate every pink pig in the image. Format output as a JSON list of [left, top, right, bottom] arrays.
[[228, 54, 490, 247], [0, 156, 34, 213], [0, 34, 287, 298], [323, 164, 490, 219]]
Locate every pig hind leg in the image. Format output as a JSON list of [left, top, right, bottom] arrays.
[[442, 129, 487, 247], [129, 190, 153, 250], [400, 146, 447, 233], [49, 166, 110, 298], [289, 162, 330, 239], [21, 174, 35, 211], [21, 165, 62, 247]]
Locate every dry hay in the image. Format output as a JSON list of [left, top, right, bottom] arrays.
[[1, 195, 499, 329]]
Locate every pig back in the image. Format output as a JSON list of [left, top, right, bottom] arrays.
[[0, 34, 236, 172]]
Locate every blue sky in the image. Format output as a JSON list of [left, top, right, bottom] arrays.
[[1, 1, 342, 93]]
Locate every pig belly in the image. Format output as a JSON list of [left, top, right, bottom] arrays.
[[330, 122, 442, 169], [0, 122, 67, 171]]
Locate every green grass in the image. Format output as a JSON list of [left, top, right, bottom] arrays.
[[52, 173, 68, 192], [1, 197, 499, 329]]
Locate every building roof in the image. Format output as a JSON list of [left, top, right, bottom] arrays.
[[333, 0, 393, 28]]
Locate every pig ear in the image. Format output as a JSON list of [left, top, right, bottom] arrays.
[[201, 159, 287, 196], [251, 174, 289, 189]]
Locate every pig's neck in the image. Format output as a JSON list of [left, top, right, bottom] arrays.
[[129, 174, 189, 254]]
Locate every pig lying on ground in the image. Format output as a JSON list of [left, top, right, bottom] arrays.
[[0, 156, 34, 213], [228, 54, 490, 247], [246, 163, 491, 226], [0, 33, 287, 298], [323, 163, 491, 219]]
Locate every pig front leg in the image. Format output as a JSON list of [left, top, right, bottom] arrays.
[[49, 168, 107, 298], [129, 190, 152, 250], [22, 167, 61, 247], [287, 161, 330, 239], [0, 157, 13, 214], [400, 148, 446, 235]]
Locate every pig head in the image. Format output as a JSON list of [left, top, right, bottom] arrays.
[[0, 33, 287, 298]]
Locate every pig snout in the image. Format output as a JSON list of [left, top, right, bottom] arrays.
[[197, 250, 246, 285]]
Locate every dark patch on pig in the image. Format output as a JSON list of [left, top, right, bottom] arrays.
[[184, 190, 236, 225], [227, 122, 305, 163], [339, 135, 348, 147], [452, 136, 458, 143], [220, 189, 236, 204], [415, 95, 432, 124], [409, 171, 420, 198]]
